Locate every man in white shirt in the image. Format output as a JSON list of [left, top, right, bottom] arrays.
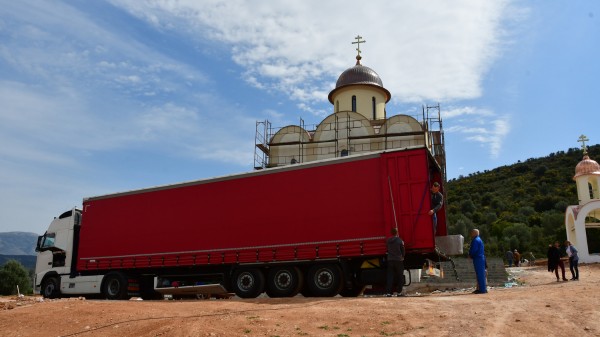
[[564, 240, 579, 280]]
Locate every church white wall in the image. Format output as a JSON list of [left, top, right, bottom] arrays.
[[382, 115, 425, 149], [565, 202, 600, 263], [307, 112, 375, 162], [269, 125, 310, 166], [332, 86, 387, 120]]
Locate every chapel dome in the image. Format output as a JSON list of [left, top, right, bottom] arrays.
[[574, 155, 600, 179], [328, 57, 391, 103], [336, 64, 384, 88]]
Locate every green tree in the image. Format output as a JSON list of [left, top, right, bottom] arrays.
[[541, 212, 565, 237], [460, 199, 476, 214], [0, 260, 32, 295], [502, 223, 532, 251], [446, 144, 600, 257]]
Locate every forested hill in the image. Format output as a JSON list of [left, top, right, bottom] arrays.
[[445, 144, 600, 258], [0, 232, 37, 255]]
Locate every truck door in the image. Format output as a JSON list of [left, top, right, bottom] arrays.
[[382, 150, 434, 250]]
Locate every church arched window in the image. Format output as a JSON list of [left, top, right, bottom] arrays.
[[336, 100, 339, 112], [351, 96, 356, 112], [372, 97, 376, 119]]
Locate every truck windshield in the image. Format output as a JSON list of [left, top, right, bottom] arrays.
[[37, 233, 56, 250]]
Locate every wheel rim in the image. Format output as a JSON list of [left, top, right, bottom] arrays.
[[314, 268, 334, 289], [274, 270, 292, 290], [107, 279, 121, 297], [307, 264, 342, 297], [237, 271, 255, 291], [44, 281, 55, 297]]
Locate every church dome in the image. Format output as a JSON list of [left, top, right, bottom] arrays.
[[328, 57, 391, 103], [336, 64, 384, 88], [574, 155, 600, 178]]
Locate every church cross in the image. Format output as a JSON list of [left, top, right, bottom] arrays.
[[352, 35, 366, 55], [578, 134, 590, 154]]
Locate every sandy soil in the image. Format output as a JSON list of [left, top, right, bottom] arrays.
[[1, 264, 599, 337]]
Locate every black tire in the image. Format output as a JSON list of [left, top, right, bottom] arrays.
[[266, 266, 303, 298], [299, 284, 313, 297], [102, 272, 130, 300], [306, 264, 343, 297], [41, 276, 60, 299], [231, 268, 265, 298]]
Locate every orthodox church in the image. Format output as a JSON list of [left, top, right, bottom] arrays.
[[254, 36, 446, 179], [565, 135, 600, 263]]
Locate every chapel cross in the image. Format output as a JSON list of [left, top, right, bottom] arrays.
[[578, 134, 590, 154], [352, 35, 366, 56]]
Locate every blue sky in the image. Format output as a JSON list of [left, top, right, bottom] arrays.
[[1, 1, 599, 234]]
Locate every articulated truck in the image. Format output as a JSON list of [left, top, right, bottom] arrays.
[[34, 147, 450, 299]]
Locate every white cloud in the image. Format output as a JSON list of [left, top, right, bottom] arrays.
[[111, 0, 514, 106], [0, 0, 523, 233], [444, 106, 495, 119], [445, 106, 511, 158]]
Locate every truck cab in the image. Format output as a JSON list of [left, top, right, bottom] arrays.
[[34, 209, 101, 298]]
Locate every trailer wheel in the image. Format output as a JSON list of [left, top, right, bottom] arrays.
[[102, 272, 130, 300], [232, 268, 265, 298], [41, 276, 61, 299], [266, 266, 303, 298], [306, 264, 343, 297]]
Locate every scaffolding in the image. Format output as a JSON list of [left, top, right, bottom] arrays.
[[424, 103, 446, 181], [253, 120, 271, 170], [254, 107, 446, 180]]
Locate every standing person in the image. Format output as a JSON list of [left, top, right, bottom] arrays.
[[468, 229, 487, 294], [505, 249, 514, 267], [427, 182, 443, 235], [548, 241, 568, 282], [565, 240, 579, 280], [546, 244, 553, 272], [385, 228, 405, 297], [513, 249, 521, 267]]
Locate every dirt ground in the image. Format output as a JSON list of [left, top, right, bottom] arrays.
[[1, 264, 599, 337]]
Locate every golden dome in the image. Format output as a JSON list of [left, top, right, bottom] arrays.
[[574, 155, 600, 178]]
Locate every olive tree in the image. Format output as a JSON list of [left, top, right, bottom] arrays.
[[0, 260, 33, 295]]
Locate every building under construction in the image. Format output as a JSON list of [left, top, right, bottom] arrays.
[[254, 46, 446, 180]]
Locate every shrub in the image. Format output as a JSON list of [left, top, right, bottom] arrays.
[[0, 260, 33, 295]]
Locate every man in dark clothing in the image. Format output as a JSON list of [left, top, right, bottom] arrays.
[[385, 228, 405, 297], [505, 249, 514, 267], [548, 241, 568, 282], [428, 182, 443, 235]]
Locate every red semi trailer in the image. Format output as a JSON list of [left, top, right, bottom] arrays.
[[34, 147, 447, 299]]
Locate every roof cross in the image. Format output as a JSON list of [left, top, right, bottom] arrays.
[[352, 35, 366, 56], [578, 134, 590, 155]]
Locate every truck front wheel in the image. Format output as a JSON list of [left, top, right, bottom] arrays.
[[266, 266, 303, 298], [41, 276, 60, 299], [232, 268, 265, 298], [102, 272, 130, 300], [307, 264, 343, 297]]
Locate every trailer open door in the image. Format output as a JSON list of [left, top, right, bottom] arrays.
[[382, 150, 434, 251]]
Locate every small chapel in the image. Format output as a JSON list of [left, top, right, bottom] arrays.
[[254, 36, 446, 179], [565, 135, 600, 263]]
